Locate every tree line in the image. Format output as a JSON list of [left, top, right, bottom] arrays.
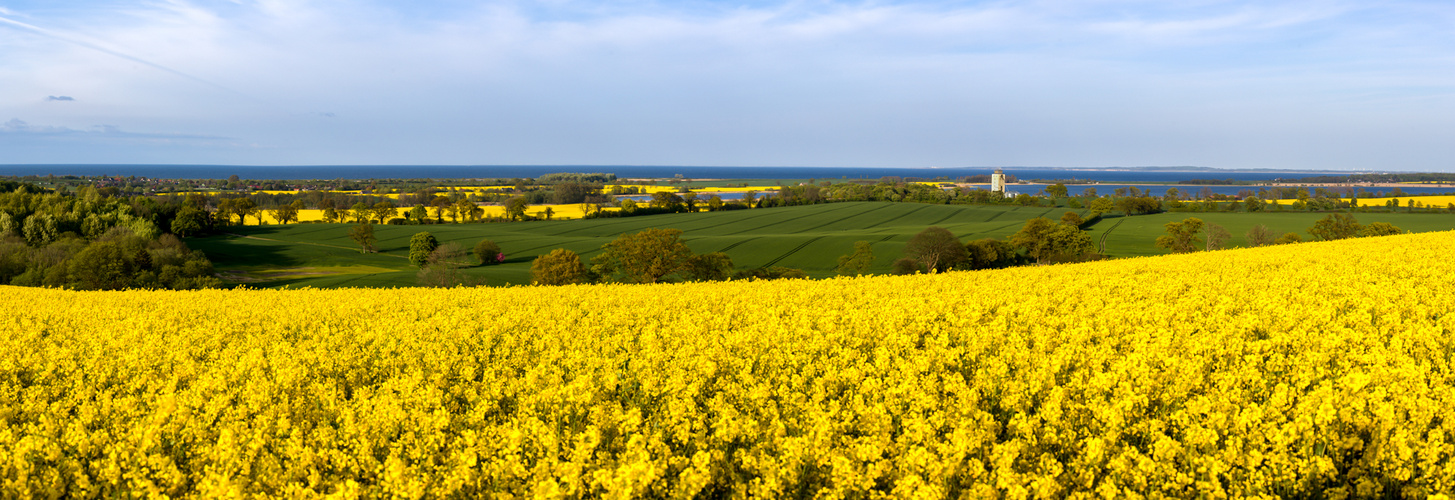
[[523, 213, 1102, 286], [0, 185, 219, 290], [1156, 214, 1406, 253]]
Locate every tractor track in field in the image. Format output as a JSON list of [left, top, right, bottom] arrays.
[[858, 204, 932, 230], [534, 217, 662, 237], [713, 237, 760, 253], [723, 203, 862, 236], [923, 208, 963, 227], [498, 237, 597, 258], [223, 233, 407, 259], [760, 236, 827, 268], [791, 203, 895, 234], [1097, 218, 1125, 254]]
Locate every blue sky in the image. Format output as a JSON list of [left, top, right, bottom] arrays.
[[1, 0, 1453, 170]]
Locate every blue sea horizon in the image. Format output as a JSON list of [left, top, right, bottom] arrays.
[[0, 164, 1362, 182]]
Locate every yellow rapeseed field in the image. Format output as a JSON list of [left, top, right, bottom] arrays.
[[1268, 195, 1455, 208], [3, 233, 1455, 498], [245, 204, 609, 225]]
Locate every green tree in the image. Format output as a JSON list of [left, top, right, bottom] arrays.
[[1359, 222, 1403, 237], [1155, 217, 1204, 253], [454, 199, 478, 223], [171, 206, 208, 237], [350, 202, 371, 224], [531, 248, 589, 285], [682, 252, 734, 281], [1045, 183, 1069, 198], [231, 198, 259, 225], [408, 232, 439, 267], [595, 228, 693, 283], [966, 238, 1017, 269], [649, 191, 685, 212], [551, 182, 593, 205], [1087, 197, 1114, 216], [1244, 196, 1264, 212], [1274, 232, 1303, 245], [372, 201, 399, 224], [504, 197, 529, 221], [407, 205, 428, 223], [474, 239, 503, 265], [1308, 213, 1361, 241], [269, 199, 304, 225], [348, 223, 376, 253], [1011, 217, 1095, 264], [835, 241, 876, 276], [904, 227, 968, 272], [707, 195, 724, 211], [22, 213, 58, 246], [1059, 211, 1084, 227]]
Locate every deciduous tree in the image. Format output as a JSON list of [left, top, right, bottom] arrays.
[[1245, 224, 1276, 247], [1011, 217, 1095, 264], [474, 239, 503, 265], [682, 252, 734, 281], [1274, 232, 1303, 245], [1359, 222, 1403, 237], [1059, 212, 1084, 227], [348, 223, 376, 253], [504, 197, 529, 221], [1155, 217, 1204, 253], [595, 228, 692, 283], [904, 227, 968, 272], [408, 232, 438, 267], [1308, 213, 1361, 241], [372, 201, 398, 224], [835, 241, 876, 276], [531, 248, 589, 285], [417, 243, 478, 287], [1204, 222, 1231, 251]]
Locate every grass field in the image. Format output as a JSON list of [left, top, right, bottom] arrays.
[[1092, 211, 1455, 257], [189, 202, 1455, 287]]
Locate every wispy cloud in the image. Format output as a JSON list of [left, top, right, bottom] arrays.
[[2, 118, 230, 141], [46, 95, 75, 101], [0, 12, 243, 96]]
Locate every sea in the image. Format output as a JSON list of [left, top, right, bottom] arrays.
[[2, 164, 1450, 197]]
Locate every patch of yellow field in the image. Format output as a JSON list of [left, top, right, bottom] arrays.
[[1268, 195, 1455, 207], [243, 204, 614, 225], [690, 186, 783, 193], [6, 232, 1455, 496]]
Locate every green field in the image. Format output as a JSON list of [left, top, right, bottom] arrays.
[[188, 202, 1455, 288], [1092, 211, 1455, 257]]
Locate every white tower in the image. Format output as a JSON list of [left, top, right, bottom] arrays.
[[990, 169, 1006, 196]]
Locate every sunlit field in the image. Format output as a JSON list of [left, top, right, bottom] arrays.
[[5, 232, 1454, 497]]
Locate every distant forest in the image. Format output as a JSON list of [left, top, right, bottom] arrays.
[[1292, 173, 1455, 184]]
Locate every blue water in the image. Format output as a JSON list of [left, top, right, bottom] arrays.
[[0, 164, 1352, 182]]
